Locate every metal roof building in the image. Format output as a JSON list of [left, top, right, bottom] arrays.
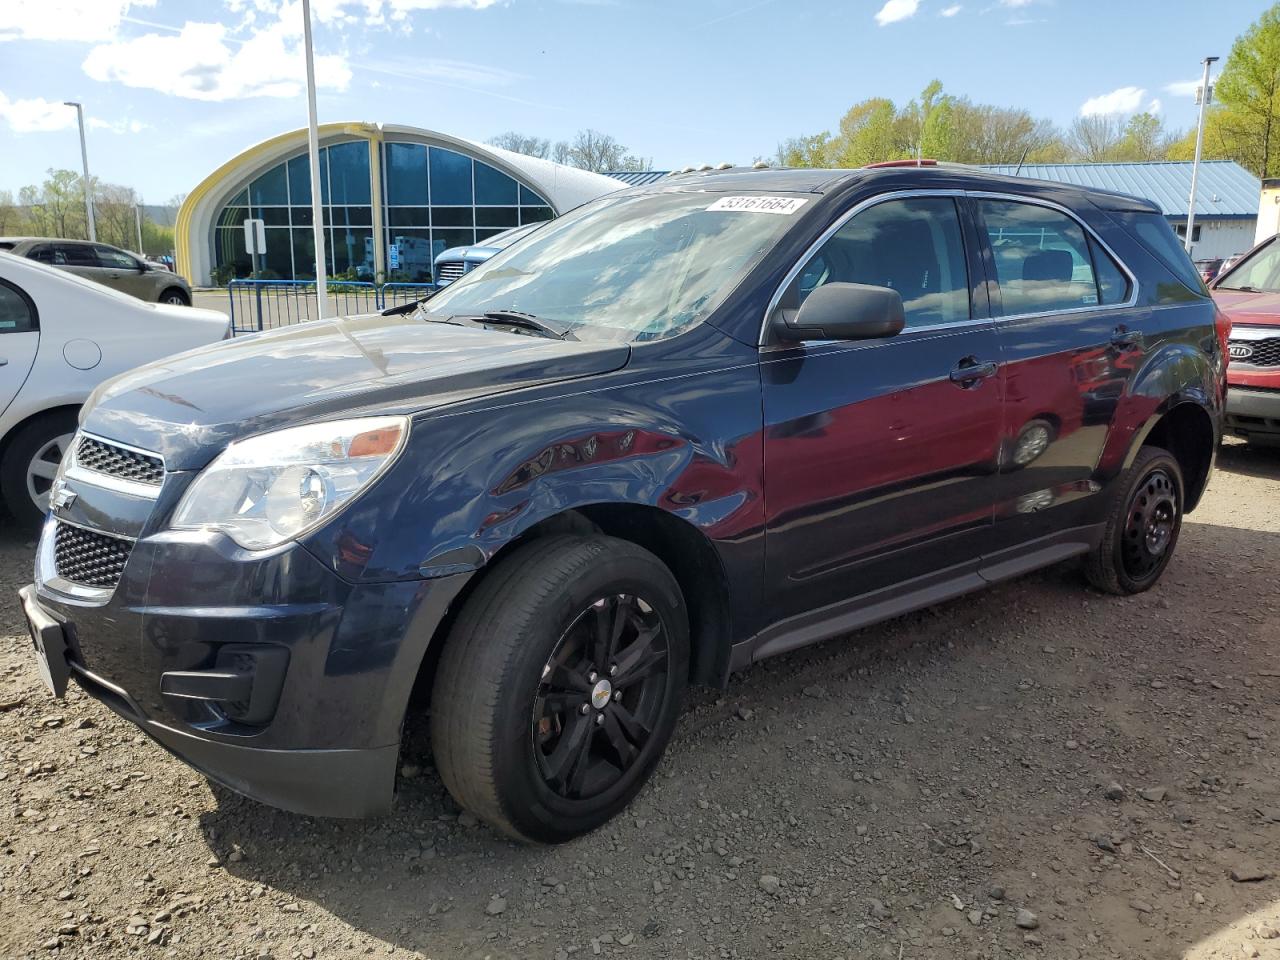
[[606, 161, 1261, 262], [981, 160, 1260, 220], [982, 160, 1260, 260]]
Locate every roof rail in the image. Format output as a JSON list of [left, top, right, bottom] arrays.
[[864, 159, 939, 169]]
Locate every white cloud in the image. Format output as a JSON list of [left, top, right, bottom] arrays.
[[874, 0, 919, 26], [0, 92, 79, 132], [88, 116, 151, 134], [0, 0, 155, 43], [1165, 78, 1201, 97], [82, 4, 352, 102], [1147, 97, 1162, 114], [1000, 0, 1034, 6], [1080, 86, 1147, 117], [941, 4, 962, 15]]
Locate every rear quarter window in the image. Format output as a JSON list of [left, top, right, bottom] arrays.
[[1119, 213, 1207, 296]]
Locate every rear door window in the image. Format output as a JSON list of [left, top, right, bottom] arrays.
[[55, 243, 97, 267], [0, 279, 37, 333], [978, 200, 1104, 315]]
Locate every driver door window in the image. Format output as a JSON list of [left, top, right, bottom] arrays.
[[797, 196, 971, 328]]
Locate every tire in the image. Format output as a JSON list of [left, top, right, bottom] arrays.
[[431, 534, 689, 844], [1084, 446, 1184, 596], [0, 410, 78, 529], [159, 288, 189, 306]]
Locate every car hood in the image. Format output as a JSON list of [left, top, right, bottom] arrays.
[[1212, 288, 1280, 328], [434, 243, 501, 266], [84, 312, 630, 469]]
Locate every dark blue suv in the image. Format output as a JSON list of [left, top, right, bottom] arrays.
[[20, 165, 1226, 843]]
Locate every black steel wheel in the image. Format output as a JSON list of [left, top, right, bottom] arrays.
[[1085, 447, 1184, 595], [431, 534, 688, 843]]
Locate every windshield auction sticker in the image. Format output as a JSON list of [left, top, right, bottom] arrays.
[[706, 196, 809, 215]]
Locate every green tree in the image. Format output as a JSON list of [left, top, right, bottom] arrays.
[[1209, 3, 1280, 176], [776, 132, 832, 167], [830, 98, 904, 167], [898, 80, 957, 160]]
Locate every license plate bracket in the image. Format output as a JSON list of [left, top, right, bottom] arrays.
[[19, 585, 69, 698]]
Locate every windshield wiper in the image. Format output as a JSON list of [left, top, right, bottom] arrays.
[[381, 292, 439, 316], [1217, 284, 1263, 293], [477, 310, 577, 341]]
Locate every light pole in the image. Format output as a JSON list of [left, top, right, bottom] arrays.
[[1185, 56, 1219, 255], [63, 101, 96, 242], [301, 0, 328, 316]]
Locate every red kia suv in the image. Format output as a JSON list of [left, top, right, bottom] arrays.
[[1212, 235, 1280, 446]]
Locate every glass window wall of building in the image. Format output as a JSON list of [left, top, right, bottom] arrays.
[[212, 139, 555, 283]]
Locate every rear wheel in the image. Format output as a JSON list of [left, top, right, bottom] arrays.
[[159, 287, 189, 306], [1084, 447, 1184, 595], [0, 410, 78, 529], [431, 535, 688, 843]]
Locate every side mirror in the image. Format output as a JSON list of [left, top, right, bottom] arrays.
[[776, 282, 906, 342]]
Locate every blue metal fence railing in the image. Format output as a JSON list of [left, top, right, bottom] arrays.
[[226, 280, 438, 335], [380, 282, 438, 311]]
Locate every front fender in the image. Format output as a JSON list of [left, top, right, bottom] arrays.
[[302, 351, 767, 620]]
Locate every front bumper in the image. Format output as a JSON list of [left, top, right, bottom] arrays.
[[70, 658, 399, 817], [28, 473, 469, 817], [1225, 386, 1280, 444]]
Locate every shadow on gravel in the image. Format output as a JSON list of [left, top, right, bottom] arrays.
[[188, 521, 1280, 958], [1216, 438, 1280, 481]]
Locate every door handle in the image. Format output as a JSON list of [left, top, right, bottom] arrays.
[[1111, 327, 1143, 350], [950, 357, 999, 387], [0, 358, 7, 366]]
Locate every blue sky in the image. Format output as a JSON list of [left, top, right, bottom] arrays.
[[0, 0, 1273, 202]]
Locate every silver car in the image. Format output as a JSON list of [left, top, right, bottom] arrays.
[[0, 237, 191, 305]]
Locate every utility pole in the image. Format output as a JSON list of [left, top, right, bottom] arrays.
[[301, 0, 328, 317], [134, 202, 144, 254], [64, 101, 96, 242], [1185, 56, 1219, 255]]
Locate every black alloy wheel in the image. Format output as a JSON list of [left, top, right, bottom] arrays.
[[431, 535, 689, 843], [533, 593, 669, 801]]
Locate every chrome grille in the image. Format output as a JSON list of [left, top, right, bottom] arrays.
[[53, 521, 132, 588], [435, 261, 465, 285], [1230, 337, 1280, 368], [76, 436, 164, 485]]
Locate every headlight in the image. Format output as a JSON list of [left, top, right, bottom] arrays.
[[171, 416, 408, 550]]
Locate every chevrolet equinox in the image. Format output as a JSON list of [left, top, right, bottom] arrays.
[[21, 165, 1226, 843]]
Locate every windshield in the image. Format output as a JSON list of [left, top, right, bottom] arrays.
[[423, 191, 805, 342], [1217, 238, 1280, 292]]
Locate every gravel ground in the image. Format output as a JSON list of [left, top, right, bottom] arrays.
[[2, 439, 1279, 960]]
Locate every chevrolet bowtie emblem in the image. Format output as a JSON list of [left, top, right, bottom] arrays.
[[51, 488, 77, 512]]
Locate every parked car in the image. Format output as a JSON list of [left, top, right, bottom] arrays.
[[20, 166, 1224, 844], [432, 222, 543, 286], [0, 237, 192, 305], [1210, 234, 1280, 445], [0, 252, 230, 526], [1196, 258, 1225, 284]]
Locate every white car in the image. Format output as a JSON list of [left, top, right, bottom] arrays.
[[0, 252, 231, 526]]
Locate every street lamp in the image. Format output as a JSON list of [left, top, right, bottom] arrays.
[[63, 101, 96, 242], [1185, 56, 1220, 255], [301, 0, 329, 316]]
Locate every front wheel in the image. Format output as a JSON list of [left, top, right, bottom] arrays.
[[159, 288, 189, 306], [1084, 447, 1184, 595], [0, 410, 78, 529], [431, 535, 689, 843]]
